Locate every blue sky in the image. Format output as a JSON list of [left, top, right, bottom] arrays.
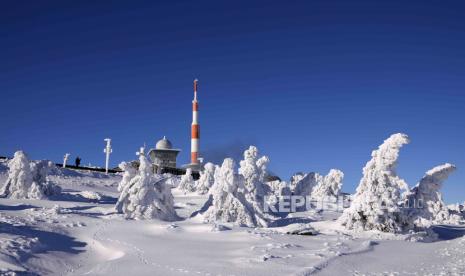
[[1, 1, 464, 203]]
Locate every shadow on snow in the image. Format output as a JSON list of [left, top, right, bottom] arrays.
[[432, 224, 465, 240], [0, 204, 38, 211], [0, 222, 87, 257]]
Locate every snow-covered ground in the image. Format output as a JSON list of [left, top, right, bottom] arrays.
[[1, 165, 464, 275]]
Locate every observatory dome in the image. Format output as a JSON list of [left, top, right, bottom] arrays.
[[155, 136, 173, 150]]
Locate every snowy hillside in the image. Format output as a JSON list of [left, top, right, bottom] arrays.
[[1, 138, 465, 275], [0, 166, 463, 275]]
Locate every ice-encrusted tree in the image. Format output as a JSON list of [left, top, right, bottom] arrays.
[[289, 173, 305, 191], [266, 180, 291, 197], [264, 180, 292, 213], [117, 161, 137, 192], [238, 146, 274, 224], [115, 154, 177, 221], [339, 133, 411, 233], [292, 172, 323, 196], [196, 162, 216, 195], [256, 155, 270, 183], [115, 161, 137, 213], [1, 151, 33, 198], [29, 160, 61, 199], [178, 168, 196, 193], [202, 158, 269, 227], [0, 151, 60, 199], [239, 146, 268, 195], [406, 163, 459, 226], [311, 169, 344, 200]]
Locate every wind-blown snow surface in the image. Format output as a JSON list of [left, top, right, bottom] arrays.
[[1, 165, 464, 275]]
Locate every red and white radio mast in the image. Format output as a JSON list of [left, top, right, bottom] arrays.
[[191, 79, 200, 165]]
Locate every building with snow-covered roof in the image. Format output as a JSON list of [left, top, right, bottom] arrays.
[[148, 136, 181, 172]]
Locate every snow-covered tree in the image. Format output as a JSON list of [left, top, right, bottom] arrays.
[[264, 180, 292, 214], [256, 155, 270, 183], [115, 154, 177, 221], [115, 161, 137, 213], [406, 163, 460, 226], [239, 146, 268, 195], [1, 151, 33, 199], [292, 172, 323, 196], [178, 168, 196, 193], [196, 163, 216, 195], [161, 173, 181, 188], [202, 158, 269, 227], [311, 169, 344, 200], [266, 180, 291, 197], [29, 160, 61, 199], [117, 161, 137, 193], [289, 173, 305, 191], [0, 151, 60, 199], [238, 146, 274, 223], [339, 133, 411, 233]]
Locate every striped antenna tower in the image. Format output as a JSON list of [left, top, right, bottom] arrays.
[[191, 79, 200, 165]]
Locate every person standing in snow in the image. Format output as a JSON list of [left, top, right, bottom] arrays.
[[75, 156, 81, 167]]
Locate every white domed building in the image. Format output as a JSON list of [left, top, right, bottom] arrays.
[[148, 136, 181, 172]]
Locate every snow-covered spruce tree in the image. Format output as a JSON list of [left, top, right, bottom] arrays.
[[178, 168, 196, 193], [311, 169, 344, 200], [406, 163, 460, 226], [29, 160, 61, 198], [256, 155, 270, 183], [0, 151, 33, 198], [239, 146, 269, 195], [264, 180, 292, 214], [292, 172, 323, 196], [266, 180, 291, 197], [115, 154, 177, 221], [339, 133, 411, 233], [0, 151, 60, 199], [238, 146, 275, 223], [289, 172, 305, 191], [115, 161, 137, 213], [117, 161, 137, 192], [196, 162, 216, 195], [202, 158, 268, 227]]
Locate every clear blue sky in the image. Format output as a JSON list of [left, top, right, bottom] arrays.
[[1, 1, 464, 203]]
